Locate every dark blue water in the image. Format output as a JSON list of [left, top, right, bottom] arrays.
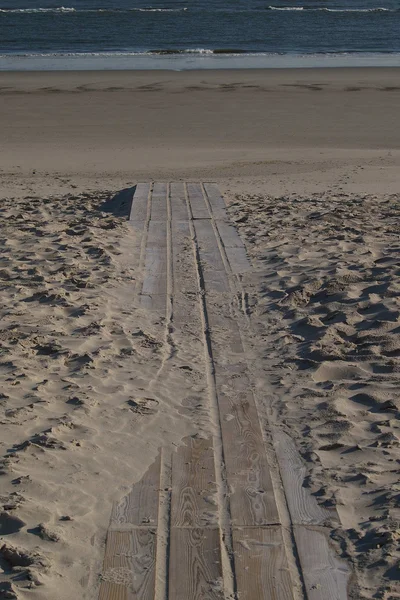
[[1, 0, 400, 58]]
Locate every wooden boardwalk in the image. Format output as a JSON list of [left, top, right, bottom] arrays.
[[99, 183, 350, 600]]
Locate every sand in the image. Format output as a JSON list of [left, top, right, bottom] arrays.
[[0, 68, 400, 599]]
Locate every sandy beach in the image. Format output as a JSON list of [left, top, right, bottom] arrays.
[[1, 68, 400, 600]]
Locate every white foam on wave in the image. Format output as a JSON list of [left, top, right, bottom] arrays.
[[268, 5, 392, 12], [0, 6, 187, 13], [0, 6, 76, 12]]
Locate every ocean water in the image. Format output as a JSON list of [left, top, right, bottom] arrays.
[[1, 0, 400, 69]]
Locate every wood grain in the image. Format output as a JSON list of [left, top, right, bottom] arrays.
[[111, 454, 161, 528], [203, 183, 227, 220], [215, 220, 244, 248], [140, 221, 167, 307], [169, 528, 223, 600], [218, 390, 279, 526], [187, 183, 210, 219], [274, 431, 334, 526], [100, 530, 156, 600], [150, 182, 167, 221], [224, 246, 251, 274], [99, 581, 127, 600], [170, 182, 189, 221], [193, 219, 230, 292], [129, 183, 150, 225], [294, 526, 350, 600], [233, 526, 294, 600], [171, 437, 218, 528]]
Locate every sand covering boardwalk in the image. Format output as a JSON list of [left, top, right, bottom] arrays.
[[98, 183, 350, 600]]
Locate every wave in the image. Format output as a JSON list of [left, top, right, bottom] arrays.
[[0, 6, 76, 12], [0, 5, 395, 15], [147, 48, 249, 55], [0, 6, 188, 13], [267, 6, 393, 12]]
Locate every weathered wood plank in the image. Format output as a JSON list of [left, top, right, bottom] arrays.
[[111, 455, 161, 528], [170, 182, 189, 221], [274, 431, 334, 526], [193, 219, 230, 291], [217, 390, 279, 526], [139, 294, 166, 312], [294, 526, 350, 600], [130, 183, 150, 224], [169, 528, 223, 600], [224, 246, 251, 274], [215, 221, 244, 249], [141, 224, 167, 298], [100, 530, 156, 600], [203, 183, 227, 220], [99, 581, 127, 600], [233, 526, 294, 600], [187, 183, 210, 220], [171, 437, 218, 528], [146, 221, 167, 248], [150, 182, 168, 221]]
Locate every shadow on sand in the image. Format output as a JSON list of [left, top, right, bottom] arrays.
[[100, 186, 136, 218]]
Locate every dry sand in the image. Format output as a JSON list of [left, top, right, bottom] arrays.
[[0, 68, 400, 599]]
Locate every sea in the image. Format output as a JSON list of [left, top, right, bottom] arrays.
[[1, 0, 400, 69]]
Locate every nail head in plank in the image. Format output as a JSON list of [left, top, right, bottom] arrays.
[[100, 529, 156, 600], [187, 183, 210, 220], [111, 454, 161, 527], [294, 526, 350, 600], [274, 431, 335, 526], [150, 182, 168, 220], [218, 391, 279, 525], [233, 526, 295, 600], [130, 183, 150, 224], [170, 182, 189, 221], [169, 528, 223, 600], [203, 183, 227, 220], [171, 436, 218, 528]]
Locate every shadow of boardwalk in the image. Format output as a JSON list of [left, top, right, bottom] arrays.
[[100, 186, 135, 218]]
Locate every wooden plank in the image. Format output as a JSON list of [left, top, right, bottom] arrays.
[[187, 183, 210, 219], [111, 455, 161, 528], [217, 389, 279, 526], [150, 182, 167, 221], [194, 219, 229, 291], [139, 294, 166, 312], [274, 431, 334, 526], [169, 528, 223, 600], [100, 530, 156, 600], [224, 246, 251, 274], [233, 527, 294, 600], [215, 221, 244, 248], [202, 270, 230, 294], [170, 182, 189, 221], [203, 183, 227, 220], [146, 221, 167, 248], [99, 581, 127, 600], [130, 183, 150, 224], [294, 526, 350, 600], [171, 437, 218, 528], [141, 224, 167, 298], [141, 269, 167, 296]]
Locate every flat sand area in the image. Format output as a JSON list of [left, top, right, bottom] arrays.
[[0, 69, 400, 600], [1, 68, 400, 196]]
